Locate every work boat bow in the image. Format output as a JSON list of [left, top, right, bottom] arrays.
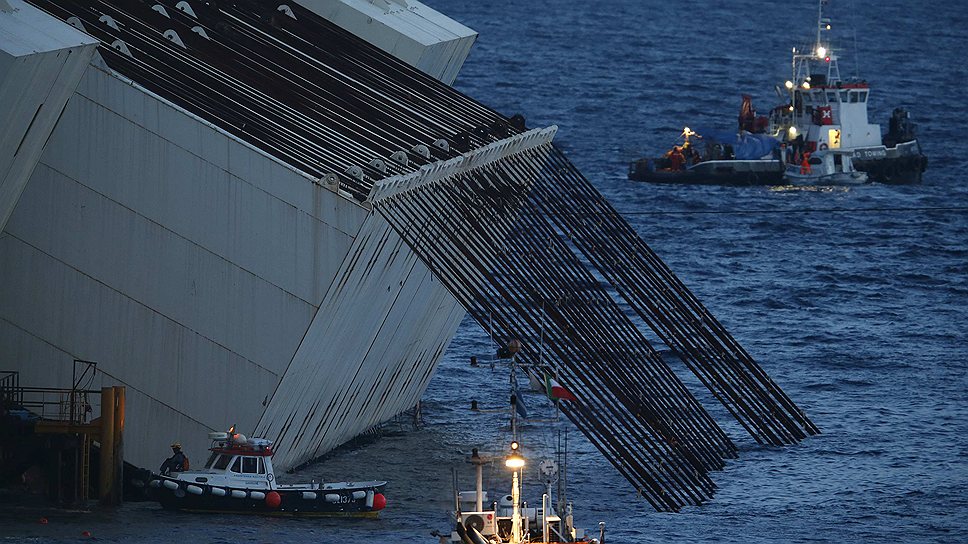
[[149, 429, 387, 516], [784, 149, 868, 185]]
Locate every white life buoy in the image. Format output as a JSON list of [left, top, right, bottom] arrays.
[[819, 143, 829, 151]]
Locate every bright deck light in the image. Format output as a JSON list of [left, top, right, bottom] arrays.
[[785, 80, 794, 90], [816, 46, 827, 58], [788, 126, 798, 138], [506, 453, 525, 468]]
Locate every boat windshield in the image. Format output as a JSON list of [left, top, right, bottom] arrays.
[[208, 454, 233, 470]]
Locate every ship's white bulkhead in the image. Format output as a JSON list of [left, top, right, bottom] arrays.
[[802, 86, 881, 150]]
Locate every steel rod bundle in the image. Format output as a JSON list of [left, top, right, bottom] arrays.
[[371, 141, 818, 510]]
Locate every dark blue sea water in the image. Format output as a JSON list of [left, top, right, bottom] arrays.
[[4, 1, 966, 542]]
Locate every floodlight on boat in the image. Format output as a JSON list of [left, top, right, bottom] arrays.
[[785, 80, 794, 90], [506, 441, 525, 468], [801, 81, 811, 89], [788, 126, 798, 138], [816, 46, 827, 59], [825, 24, 832, 30]]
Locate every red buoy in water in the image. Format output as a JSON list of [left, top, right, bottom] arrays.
[[265, 491, 281, 509], [371, 492, 386, 511], [81, 531, 92, 537]]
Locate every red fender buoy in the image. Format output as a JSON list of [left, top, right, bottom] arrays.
[[371, 492, 386, 511], [265, 491, 281, 509]]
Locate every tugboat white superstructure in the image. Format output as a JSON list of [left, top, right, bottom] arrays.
[[149, 427, 387, 517]]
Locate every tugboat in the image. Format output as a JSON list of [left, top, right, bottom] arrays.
[[629, 0, 927, 185], [148, 427, 388, 517], [768, 0, 927, 183]]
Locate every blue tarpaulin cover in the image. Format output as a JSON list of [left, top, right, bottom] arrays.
[[695, 128, 780, 160]]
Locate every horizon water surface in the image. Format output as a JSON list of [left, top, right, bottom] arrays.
[[2, 0, 966, 542]]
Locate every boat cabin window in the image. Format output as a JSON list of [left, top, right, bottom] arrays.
[[826, 91, 837, 103], [849, 91, 859, 103], [859, 91, 868, 102], [230, 457, 242, 473], [213, 454, 233, 470], [840, 90, 849, 102], [204, 453, 218, 469], [258, 457, 266, 474], [242, 457, 260, 474]]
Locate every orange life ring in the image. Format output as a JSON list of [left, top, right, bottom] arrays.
[[819, 143, 829, 151]]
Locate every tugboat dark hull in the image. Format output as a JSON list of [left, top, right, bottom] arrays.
[[851, 140, 927, 184], [151, 477, 387, 517], [629, 140, 926, 185]]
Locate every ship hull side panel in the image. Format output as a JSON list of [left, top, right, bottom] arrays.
[[0, 1, 96, 231], [0, 61, 374, 468], [258, 213, 464, 471]]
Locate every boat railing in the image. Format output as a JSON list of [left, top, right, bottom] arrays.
[[3, 383, 102, 425]]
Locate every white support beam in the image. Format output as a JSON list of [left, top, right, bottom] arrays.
[[367, 126, 558, 204]]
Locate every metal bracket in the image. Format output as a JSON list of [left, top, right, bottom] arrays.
[[366, 125, 557, 205]]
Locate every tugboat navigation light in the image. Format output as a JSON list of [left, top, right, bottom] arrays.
[[801, 81, 811, 90], [785, 80, 794, 90], [510, 441, 519, 451], [788, 126, 798, 138], [816, 46, 827, 58], [506, 452, 526, 469]]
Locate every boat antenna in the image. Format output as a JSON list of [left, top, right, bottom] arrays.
[[452, 467, 461, 517], [852, 28, 860, 80], [815, 0, 823, 51], [558, 429, 569, 517]]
